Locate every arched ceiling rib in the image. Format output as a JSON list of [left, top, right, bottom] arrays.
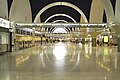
[[54, 20, 71, 32], [34, 2, 88, 23], [44, 13, 76, 33], [48, 20, 71, 33], [45, 14, 77, 23], [0, 0, 8, 19], [115, 0, 120, 23], [90, 0, 104, 23], [30, 0, 92, 22], [41, 6, 80, 22], [9, 0, 32, 23], [100, 0, 115, 22], [6, 0, 116, 23], [53, 20, 68, 23]]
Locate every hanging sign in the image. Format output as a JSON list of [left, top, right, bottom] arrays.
[[0, 18, 10, 29]]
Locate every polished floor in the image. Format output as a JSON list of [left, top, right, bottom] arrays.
[[0, 42, 120, 80]]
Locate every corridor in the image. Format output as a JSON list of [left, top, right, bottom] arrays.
[[0, 42, 120, 80]]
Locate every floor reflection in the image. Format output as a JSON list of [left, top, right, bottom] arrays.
[[53, 42, 67, 60], [0, 42, 119, 80]]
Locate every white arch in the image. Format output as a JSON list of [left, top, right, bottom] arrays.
[[45, 14, 77, 23], [115, 0, 120, 23], [49, 19, 71, 33], [53, 20, 69, 23], [90, 0, 115, 23], [100, 0, 115, 22], [9, 0, 32, 22], [45, 14, 75, 33], [44, 14, 73, 31], [90, 0, 104, 22], [34, 2, 88, 23], [44, 14, 77, 30]]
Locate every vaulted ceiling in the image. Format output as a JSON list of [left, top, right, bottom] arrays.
[[7, 0, 116, 23], [0, 0, 118, 33]]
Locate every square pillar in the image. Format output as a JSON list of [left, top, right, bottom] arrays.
[[92, 38, 96, 47], [9, 22, 16, 52], [41, 35, 42, 45]]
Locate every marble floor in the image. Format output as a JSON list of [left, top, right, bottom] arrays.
[[0, 42, 120, 80]]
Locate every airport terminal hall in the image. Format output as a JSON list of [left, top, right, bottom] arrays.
[[1, 0, 120, 80]]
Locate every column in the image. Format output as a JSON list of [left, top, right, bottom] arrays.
[[89, 32, 101, 47], [9, 22, 16, 52], [9, 32, 12, 52], [113, 25, 120, 52], [82, 38, 85, 44], [41, 34, 42, 45], [118, 34, 120, 52], [32, 28, 35, 46], [92, 38, 96, 47], [81, 33, 86, 44]]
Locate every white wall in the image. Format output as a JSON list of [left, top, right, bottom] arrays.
[[0, 0, 8, 19]]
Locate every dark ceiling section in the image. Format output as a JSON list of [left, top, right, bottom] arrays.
[[102, 10, 107, 23], [41, 6, 80, 22], [30, 0, 92, 22], [30, 0, 62, 22], [7, 0, 13, 17], [110, 0, 116, 14], [62, 0, 92, 22]]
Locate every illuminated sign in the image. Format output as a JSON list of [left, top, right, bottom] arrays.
[[104, 36, 108, 43], [0, 18, 10, 28]]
